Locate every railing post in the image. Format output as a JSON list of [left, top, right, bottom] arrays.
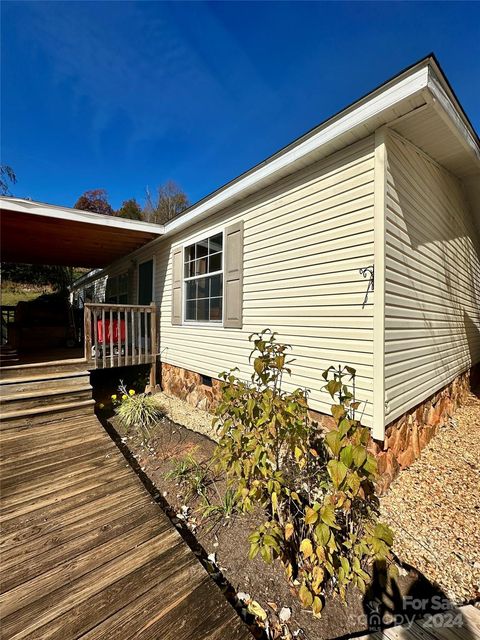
[[93, 308, 99, 368], [101, 308, 107, 369], [109, 308, 114, 368], [149, 302, 158, 389], [84, 305, 92, 362], [117, 307, 122, 368]]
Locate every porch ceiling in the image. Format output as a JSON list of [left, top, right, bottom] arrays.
[[0, 198, 163, 268]]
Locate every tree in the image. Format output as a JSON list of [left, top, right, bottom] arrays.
[[1, 165, 17, 195], [1, 263, 75, 291], [143, 180, 189, 224], [74, 189, 114, 215], [116, 198, 143, 221]]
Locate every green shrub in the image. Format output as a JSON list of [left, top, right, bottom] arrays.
[[166, 455, 238, 522], [213, 330, 394, 617], [201, 487, 238, 520], [165, 454, 210, 502], [113, 384, 164, 442]]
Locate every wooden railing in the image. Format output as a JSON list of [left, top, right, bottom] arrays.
[[1, 306, 16, 345], [84, 303, 158, 370]]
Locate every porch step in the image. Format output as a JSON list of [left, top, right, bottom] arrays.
[[0, 349, 20, 365], [0, 362, 94, 427], [0, 358, 88, 381], [0, 370, 91, 394], [0, 384, 93, 413], [0, 399, 96, 428]]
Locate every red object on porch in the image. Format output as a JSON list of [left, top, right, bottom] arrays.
[[97, 319, 126, 344]]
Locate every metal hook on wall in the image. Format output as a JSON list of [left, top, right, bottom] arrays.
[[359, 266, 374, 309]]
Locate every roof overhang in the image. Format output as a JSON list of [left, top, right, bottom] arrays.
[[72, 55, 479, 288], [3, 54, 478, 279], [0, 198, 164, 268], [162, 54, 479, 237]]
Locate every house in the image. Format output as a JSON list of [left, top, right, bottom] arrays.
[[2, 54, 479, 488]]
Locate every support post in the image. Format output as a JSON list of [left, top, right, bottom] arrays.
[[149, 302, 158, 390], [373, 127, 387, 441], [84, 305, 92, 362]]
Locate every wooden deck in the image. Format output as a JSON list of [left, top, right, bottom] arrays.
[[0, 412, 251, 639], [357, 604, 480, 639], [0, 347, 85, 368]]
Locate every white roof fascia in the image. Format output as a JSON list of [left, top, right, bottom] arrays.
[[0, 197, 165, 235], [163, 64, 430, 237], [427, 67, 480, 164], [71, 62, 432, 274]]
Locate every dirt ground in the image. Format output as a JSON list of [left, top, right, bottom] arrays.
[[105, 399, 463, 640], [380, 390, 480, 605]]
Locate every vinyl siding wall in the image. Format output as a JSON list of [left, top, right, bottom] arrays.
[[118, 136, 376, 426], [384, 131, 480, 425]]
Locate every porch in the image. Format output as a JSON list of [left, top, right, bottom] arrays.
[[1, 302, 159, 382], [1, 197, 164, 384]]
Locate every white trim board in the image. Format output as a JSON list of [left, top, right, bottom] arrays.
[[372, 127, 387, 441], [0, 197, 165, 235]]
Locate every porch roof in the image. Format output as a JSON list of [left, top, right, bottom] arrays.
[[0, 198, 164, 268]]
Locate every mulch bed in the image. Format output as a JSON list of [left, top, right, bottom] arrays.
[[105, 410, 454, 640]]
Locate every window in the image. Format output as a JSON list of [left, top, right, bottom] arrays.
[[106, 273, 129, 304], [184, 232, 223, 322]]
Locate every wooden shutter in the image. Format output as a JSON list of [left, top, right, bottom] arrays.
[[171, 247, 183, 325], [224, 221, 244, 329]]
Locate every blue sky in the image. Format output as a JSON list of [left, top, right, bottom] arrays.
[[2, 1, 479, 210]]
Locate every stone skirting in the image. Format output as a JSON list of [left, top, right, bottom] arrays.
[[371, 366, 477, 493], [160, 361, 478, 493], [160, 362, 222, 412]]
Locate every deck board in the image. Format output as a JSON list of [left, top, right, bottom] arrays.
[[0, 412, 251, 639], [357, 605, 480, 640]]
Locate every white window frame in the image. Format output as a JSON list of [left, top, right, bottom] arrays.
[[182, 228, 225, 326]]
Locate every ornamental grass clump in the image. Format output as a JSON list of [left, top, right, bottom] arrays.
[[213, 329, 394, 617], [113, 384, 164, 443]]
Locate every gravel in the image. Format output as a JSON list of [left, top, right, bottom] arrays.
[[153, 391, 219, 441], [380, 390, 480, 604]]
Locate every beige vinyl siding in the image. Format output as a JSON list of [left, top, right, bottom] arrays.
[[384, 131, 480, 425], [147, 137, 376, 426]]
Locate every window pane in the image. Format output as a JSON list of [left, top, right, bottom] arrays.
[[185, 245, 195, 262], [209, 274, 223, 297], [209, 252, 222, 273], [197, 298, 209, 321], [186, 280, 197, 300], [119, 294, 128, 304], [196, 240, 209, 259], [195, 256, 208, 276], [197, 277, 208, 299], [185, 260, 195, 278], [186, 299, 196, 321], [209, 297, 222, 321], [209, 233, 223, 254]]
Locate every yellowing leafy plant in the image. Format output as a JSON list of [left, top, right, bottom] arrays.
[[213, 330, 394, 617], [113, 383, 164, 442]]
